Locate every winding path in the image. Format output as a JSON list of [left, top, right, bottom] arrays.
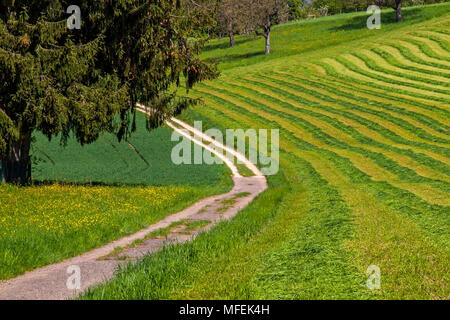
[[0, 109, 267, 300]]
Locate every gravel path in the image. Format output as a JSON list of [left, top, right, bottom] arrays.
[[0, 110, 267, 300]]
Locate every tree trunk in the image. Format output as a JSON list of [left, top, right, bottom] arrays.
[[265, 20, 271, 55], [1, 133, 32, 185], [265, 29, 271, 55], [396, 1, 403, 22], [229, 22, 235, 47]]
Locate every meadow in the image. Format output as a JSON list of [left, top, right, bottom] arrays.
[[31, 112, 230, 187], [81, 3, 450, 300], [0, 112, 232, 280]]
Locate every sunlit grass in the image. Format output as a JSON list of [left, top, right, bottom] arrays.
[[0, 179, 231, 280], [78, 3, 450, 300], [1, 102, 233, 280]]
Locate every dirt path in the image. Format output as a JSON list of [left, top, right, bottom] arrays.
[[0, 111, 267, 300]]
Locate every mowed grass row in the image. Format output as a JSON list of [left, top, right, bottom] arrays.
[[194, 81, 450, 193], [268, 70, 450, 136], [0, 112, 233, 280], [190, 82, 450, 232], [209, 75, 450, 167], [83, 101, 448, 299], [253, 73, 450, 153], [82, 5, 449, 299]]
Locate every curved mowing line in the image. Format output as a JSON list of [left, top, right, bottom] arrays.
[[384, 42, 450, 74], [382, 43, 450, 76], [322, 57, 449, 105], [302, 62, 450, 120], [370, 47, 450, 81], [301, 149, 450, 208], [391, 40, 450, 69], [229, 75, 450, 168], [406, 34, 450, 59], [196, 85, 450, 192], [216, 78, 450, 182], [200, 91, 450, 195], [269, 72, 450, 143], [257, 72, 450, 148], [401, 38, 450, 63], [206, 79, 450, 182], [335, 55, 450, 100], [209, 97, 448, 221], [352, 51, 450, 89], [430, 29, 450, 36], [193, 92, 450, 241], [204, 79, 448, 170], [227, 73, 449, 153], [423, 31, 450, 48], [265, 71, 450, 145], [273, 67, 450, 129], [246, 74, 450, 159], [238, 75, 450, 168], [316, 60, 450, 111], [199, 90, 400, 186], [354, 49, 450, 89], [412, 31, 450, 47]]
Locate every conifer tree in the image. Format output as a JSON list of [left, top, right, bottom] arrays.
[[0, 0, 217, 184]]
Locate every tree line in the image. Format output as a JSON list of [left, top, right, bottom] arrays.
[[187, 0, 447, 54]]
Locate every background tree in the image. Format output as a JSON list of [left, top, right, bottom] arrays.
[[0, 0, 217, 184], [375, 0, 404, 22], [217, 0, 244, 47], [287, 0, 302, 20], [178, 0, 218, 37], [247, 0, 289, 55]]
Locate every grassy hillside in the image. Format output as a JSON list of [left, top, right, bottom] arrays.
[[82, 3, 450, 300], [202, 3, 450, 71]]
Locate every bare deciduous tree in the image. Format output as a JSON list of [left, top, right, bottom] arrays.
[[217, 0, 243, 47], [384, 0, 403, 22], [247, 0, 289, 55]]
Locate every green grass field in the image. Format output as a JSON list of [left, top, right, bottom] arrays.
[[31, 112, 230, 186], [81, 3, 450, 300], [0, 112, 232, 280]]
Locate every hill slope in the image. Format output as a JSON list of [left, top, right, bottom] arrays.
[[83, 4, 450, 300]]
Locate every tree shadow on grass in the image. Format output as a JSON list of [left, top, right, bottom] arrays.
[[204, 51, 266, 66], [328, 7, 434, 32], [30, 179, 156, 188], [204, 35, 259, 52]]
